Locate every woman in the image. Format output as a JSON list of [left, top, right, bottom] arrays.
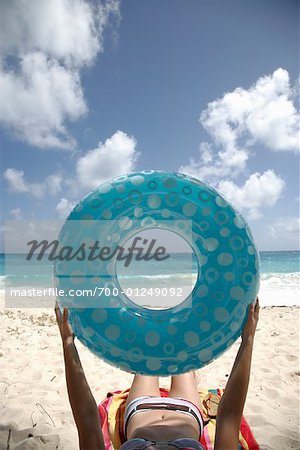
[[55, 298, 259, 450]]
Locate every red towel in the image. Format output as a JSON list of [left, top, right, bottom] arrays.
[[98, 388, 259, 450]]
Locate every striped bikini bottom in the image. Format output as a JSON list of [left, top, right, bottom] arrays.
[[124, 396, 204, 440], [120, 437, 205, 449]]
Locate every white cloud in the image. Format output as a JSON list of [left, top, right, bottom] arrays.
[[201, 67, 299, 154], [56, 198, 75, 219], [180, 68, 299, 185], [269, 217, 300, 239], [0, 0, 120, 149], [76, 130, 138, 189], [217, 170, 285, 220], [9, 208, 23, 220], [46, 174, 65, 196], [1, 0, 105, 67], [4, 168, 62, 198], [0, 53, 86, 149], [179, 141, 246, 182], [4, 130, 138, 203], [179, 69, 298, 220], [268, 217, 300, 249], [4, 169, 28, 193]]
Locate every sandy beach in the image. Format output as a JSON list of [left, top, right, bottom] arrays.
[[0, 293, 299, 450]]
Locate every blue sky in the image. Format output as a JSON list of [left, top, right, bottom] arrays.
[[1, 0, 299, 250]]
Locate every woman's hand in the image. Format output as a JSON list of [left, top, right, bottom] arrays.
[[242, 297, 259, 342], [55, 301, 74, 346]]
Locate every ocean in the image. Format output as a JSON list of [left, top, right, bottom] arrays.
[[0, 251, 299, 307]]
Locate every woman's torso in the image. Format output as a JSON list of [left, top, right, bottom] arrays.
[[126, 409, 201, 440]]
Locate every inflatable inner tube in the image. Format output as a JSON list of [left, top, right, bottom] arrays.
[[54, 171, 260, 375]]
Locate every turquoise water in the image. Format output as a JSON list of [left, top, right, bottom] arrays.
[[1, 251, 299, 288], [259, 251, 299, 273]]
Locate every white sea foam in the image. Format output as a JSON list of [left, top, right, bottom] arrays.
[[0, 276, 6, 289], [260, 272, 299, 287], [119, 273, 198, 281], [259, 273, 299, 307]]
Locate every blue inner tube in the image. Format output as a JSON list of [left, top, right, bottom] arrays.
[[54, 171, 260, 375]]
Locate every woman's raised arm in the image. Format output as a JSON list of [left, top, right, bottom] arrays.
[[214, 298, 259, 450], [55, 302, 105, 450]]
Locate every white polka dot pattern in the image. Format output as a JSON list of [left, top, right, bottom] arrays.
[[54, 171, 260, 376]]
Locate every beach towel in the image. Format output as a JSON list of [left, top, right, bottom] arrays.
[[98, 388, 259, 450]]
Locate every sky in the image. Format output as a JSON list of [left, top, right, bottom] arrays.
[[0, 0, 299, 251]]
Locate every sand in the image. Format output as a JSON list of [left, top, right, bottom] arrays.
[[0, 294, 299, 450]]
